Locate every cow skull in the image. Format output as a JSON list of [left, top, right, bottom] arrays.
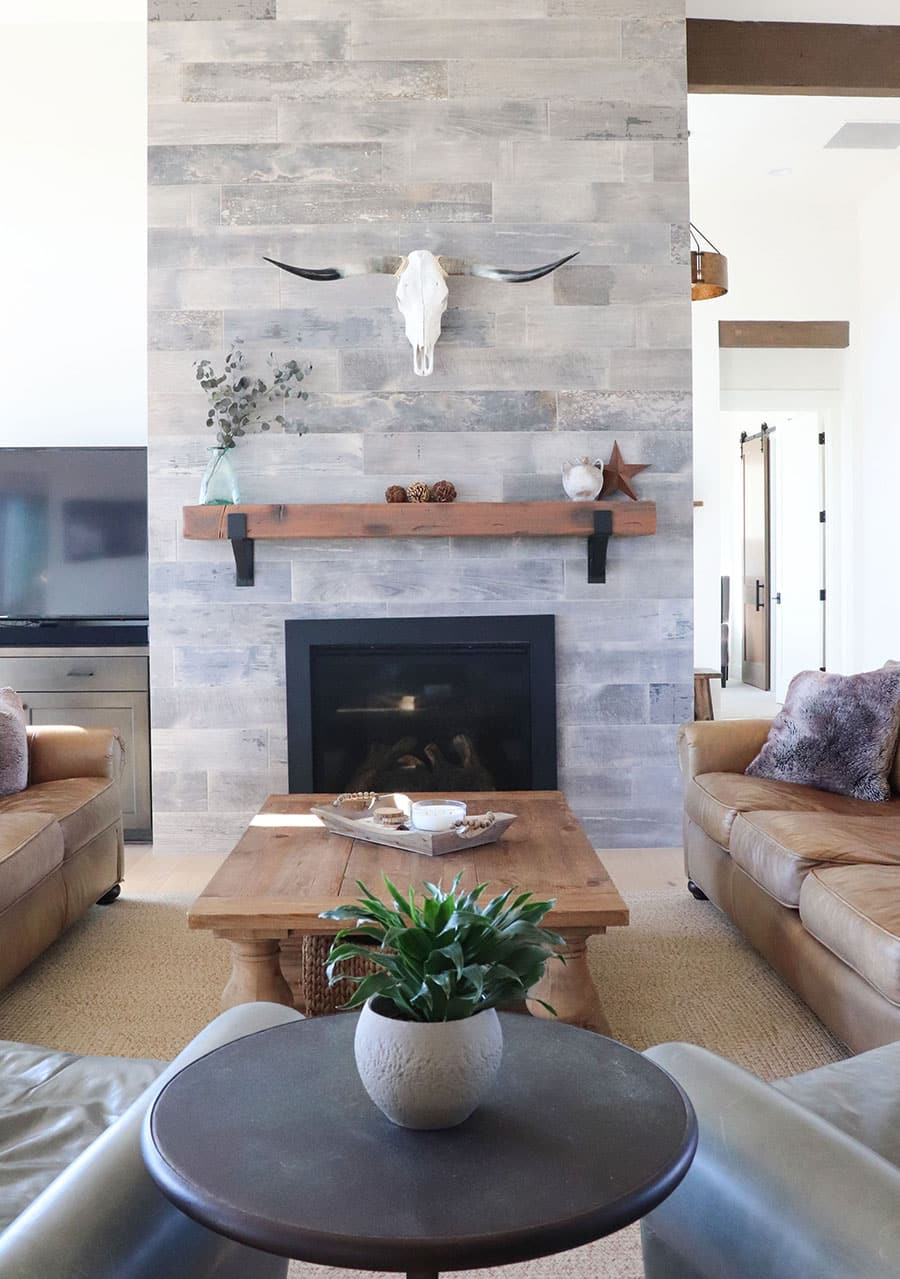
[[394, 250, 449, 376], [263, 248, 578, 377]]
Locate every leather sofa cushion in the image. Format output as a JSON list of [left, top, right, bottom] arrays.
[[0, 1039, 161, 1234], [0, 815, 64, 914], [800, 865, 900, 1006], [686, 771, 895, 849], [0, 779, 120, 860], [730, 812, 900, 908]]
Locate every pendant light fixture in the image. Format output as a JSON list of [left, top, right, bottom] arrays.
[[690, 223, 728, 301]]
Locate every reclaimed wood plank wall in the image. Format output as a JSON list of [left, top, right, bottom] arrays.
[[148, 0, 693, 853]]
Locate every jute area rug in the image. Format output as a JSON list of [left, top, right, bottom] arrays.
[[0, 884, 845, 1279]]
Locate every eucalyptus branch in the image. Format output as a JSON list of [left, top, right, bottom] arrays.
[[194, 338, 313, 450]]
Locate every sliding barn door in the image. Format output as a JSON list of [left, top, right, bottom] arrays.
[[742, 432, 771, 690]]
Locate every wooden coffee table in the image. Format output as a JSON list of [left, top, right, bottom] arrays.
[[189, 791, 629, 1034]]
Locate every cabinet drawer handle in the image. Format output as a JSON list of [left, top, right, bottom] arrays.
[[67, 670, 95, 678]]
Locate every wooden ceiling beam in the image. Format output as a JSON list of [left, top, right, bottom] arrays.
[[719, 321, 850, 350], [687, 20, 900, 97]]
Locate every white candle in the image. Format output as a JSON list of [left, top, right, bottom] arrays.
[[411, 800, 467, 832]]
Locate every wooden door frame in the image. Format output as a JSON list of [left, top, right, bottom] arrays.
[[687, 21, 900, 97]]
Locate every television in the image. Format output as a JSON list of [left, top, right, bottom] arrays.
[[0, 448, 148, 621]]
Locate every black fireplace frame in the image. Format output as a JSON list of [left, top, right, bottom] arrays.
[[285, 615, 557, 794]]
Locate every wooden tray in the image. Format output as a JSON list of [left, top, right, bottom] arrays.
[[310, 798, 516, 858]]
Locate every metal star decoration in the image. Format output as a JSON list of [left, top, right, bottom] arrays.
[[600, 441, 649, 501]]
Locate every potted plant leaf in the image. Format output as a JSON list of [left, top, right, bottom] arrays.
[[321, 874, 563, 1130]]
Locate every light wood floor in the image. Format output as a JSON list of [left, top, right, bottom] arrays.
[[123, 845, 685, 897]]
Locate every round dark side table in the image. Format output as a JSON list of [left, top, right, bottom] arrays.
[[142, 1014, 697, 1279]]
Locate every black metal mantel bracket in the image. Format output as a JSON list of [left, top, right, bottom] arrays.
[[227, 512, 255, 587], [587, 509, 613, 584], [223, 508, 611, 588]]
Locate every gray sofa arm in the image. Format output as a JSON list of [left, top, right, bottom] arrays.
[[641, 1043, 900, 1279], [0, 1003, 302, 1279]]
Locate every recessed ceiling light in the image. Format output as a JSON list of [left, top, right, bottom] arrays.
[[767, 167, 793, 177]]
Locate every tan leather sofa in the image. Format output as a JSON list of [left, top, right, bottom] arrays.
[[0, 726, 125, 991], [680, 719, 900, 1053]]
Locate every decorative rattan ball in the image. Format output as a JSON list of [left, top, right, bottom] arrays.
[[385, 485, 408, 503], [406, 481, 432, 503], [431, 479, 457, 503]]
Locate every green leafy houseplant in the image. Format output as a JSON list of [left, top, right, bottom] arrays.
[[194, 339, 312, 450], [321, 874, 564, 1023]]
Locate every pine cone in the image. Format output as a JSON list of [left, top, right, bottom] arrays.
[[385, 485, 408, 503], [406, 481, 431, 503], [431, 480, 457, 503]]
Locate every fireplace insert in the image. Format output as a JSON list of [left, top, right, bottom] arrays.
[[285, 615, 557, 794]]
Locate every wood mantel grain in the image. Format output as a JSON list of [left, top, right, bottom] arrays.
[[182, 500, 657, 541]]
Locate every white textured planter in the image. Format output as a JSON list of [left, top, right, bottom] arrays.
[[354, 999, 503, 1130]]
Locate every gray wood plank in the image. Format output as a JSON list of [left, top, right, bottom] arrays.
[[277, 99, 546, 142], [350, 19, 620, 61], [184, 61, 448, 102], [150, 19, 346, 61], [450, 58, 686, 102], [220, 182, 491, 225], [151, 0, 274, 18], [150, 103, 278, 145], [339, 348, 611, 392], [149, 143, 382, 185]]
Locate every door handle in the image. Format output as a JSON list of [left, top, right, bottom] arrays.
[[755, 580, 765, 611], [67, 670, 95, 678]]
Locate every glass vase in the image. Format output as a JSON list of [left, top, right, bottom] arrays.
[[199, 446, 240, 506]]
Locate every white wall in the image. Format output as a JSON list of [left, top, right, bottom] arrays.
[[0, 2, 146, 446], [692, 136, 900, 678], [853, 171, 900, 668], [690, 182, 857, 670]]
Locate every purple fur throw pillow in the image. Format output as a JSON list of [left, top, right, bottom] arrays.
[[0, 688, 28, 797], [746, 668, 900, 802]]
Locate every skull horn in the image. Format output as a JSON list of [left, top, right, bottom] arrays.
[[466, 250, 579, 283], [263, 256, 402, 280]]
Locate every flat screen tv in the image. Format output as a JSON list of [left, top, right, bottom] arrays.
[[0, 448, 148, 620]]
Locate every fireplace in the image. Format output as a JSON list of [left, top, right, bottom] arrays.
[[285, 616, 557, 794]]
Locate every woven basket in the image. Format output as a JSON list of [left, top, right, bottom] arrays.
[[300, 934, 379, 1017]]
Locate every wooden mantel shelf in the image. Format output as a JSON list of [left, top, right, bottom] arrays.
[[182, 500, 656, 588], [183, 500, 655, 541]]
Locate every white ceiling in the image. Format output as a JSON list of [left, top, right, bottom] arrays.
[[687, 1, 899, 21], [689, 94, 900, 206]]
